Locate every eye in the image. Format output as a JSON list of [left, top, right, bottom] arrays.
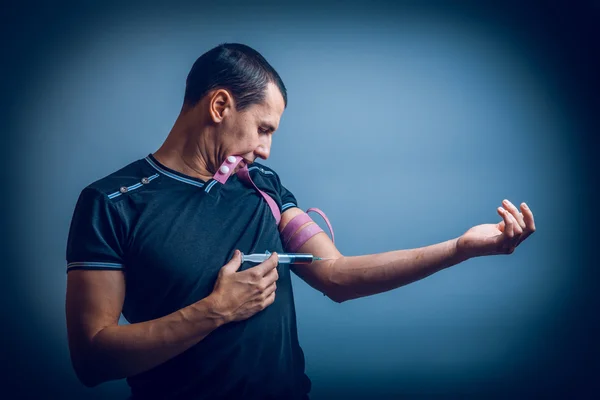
[[258, 127, 269, 135]]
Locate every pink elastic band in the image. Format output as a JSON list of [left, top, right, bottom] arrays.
[[285, 223, 324, 252], [213, 156, 243, 183], [280, 212, 308, 240], [306, 208, 335, 244], [212, 157, 336, 242], [236, 166, 281, 225], [280, 208, 335, 252], [212, 157, 281, 225]]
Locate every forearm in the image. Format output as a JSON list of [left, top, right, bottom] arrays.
[[81, 296, 225, 386], [327, 238, 468, 302]]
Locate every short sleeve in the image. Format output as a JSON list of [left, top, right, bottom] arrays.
[[66, 187, 126, 273], [275, 173, 298, 213]]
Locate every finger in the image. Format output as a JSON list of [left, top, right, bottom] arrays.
[[520, 202, 536, 233], [221, 250, 243, 274], [262, 267, 279, 287], [501, 208, 522, 248], [507, 211, 523, 243], [497, 207, 514, 244], [496, 220, 505, 232], [262, 290, 276, 308], [262, 281, 277, 298], [255, 252, 279, 276], [502, 199, 526, 230]]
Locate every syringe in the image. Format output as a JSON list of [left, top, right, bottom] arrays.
[[241, 251, 325, 264]]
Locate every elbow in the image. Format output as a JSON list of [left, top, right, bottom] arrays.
[[73, 362, 103, 388], [74, 358, 117, 388], [323, 276, 351, 304], [327, 289, 359, 303], [68, 328, 119, 388], [323, 258, 351, 303], [324, 288, 349, 303], [80, 376, 101, 389], [70, 346, 109, 388], [328, 294, 348, 304]]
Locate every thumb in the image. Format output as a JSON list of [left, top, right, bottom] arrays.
[[221, 250, 243, 274], [496, 220, 505, 232]]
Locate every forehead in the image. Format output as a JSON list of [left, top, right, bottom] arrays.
[[250, 82, 285, 121]]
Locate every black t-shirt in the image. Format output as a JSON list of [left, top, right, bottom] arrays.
[[66, 154, 310, 399]]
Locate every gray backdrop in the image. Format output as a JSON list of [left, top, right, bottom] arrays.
[[2, 1, 598, 398]]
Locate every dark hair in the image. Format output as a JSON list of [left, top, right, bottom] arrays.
[[184, 43, 287, 111]]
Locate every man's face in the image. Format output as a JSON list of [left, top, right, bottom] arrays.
[[221, 82, 285, 171]]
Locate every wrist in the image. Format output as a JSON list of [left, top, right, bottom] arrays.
[[452, 236, 473, 264], [195, 295, 231, 327]]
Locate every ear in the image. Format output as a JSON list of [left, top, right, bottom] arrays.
[[208, 89, 234, 124]]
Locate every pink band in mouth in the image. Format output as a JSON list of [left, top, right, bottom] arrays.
[[212, 155, 281, 224], [212, 155, 244, 184]]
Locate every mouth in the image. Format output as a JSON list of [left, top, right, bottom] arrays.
[[235, 158, 251, 172]]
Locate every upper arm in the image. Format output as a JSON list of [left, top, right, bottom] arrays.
[[66, 270, 125, 367], [278, 207, 343, 294], [65, 187, 127, 371]]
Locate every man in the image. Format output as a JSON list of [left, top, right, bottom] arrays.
[[65, 43, 535, 399]]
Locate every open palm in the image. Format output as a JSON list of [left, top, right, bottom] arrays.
[[457, 199, 536, 258]]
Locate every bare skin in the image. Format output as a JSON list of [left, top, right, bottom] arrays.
[[281, 199, 536, 303], [153, 82, 284, 180], [66, 78, 537, 388], [66, 251, 279, 387], [66, 83, 285, 387]]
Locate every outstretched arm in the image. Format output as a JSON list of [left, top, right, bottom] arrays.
[[280, 199, 535, 303]]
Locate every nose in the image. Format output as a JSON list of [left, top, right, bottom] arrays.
[[254, 145, 270, 160], [254, 136, 271, 160]]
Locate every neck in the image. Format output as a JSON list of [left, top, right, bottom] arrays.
[[154, 110, 217, 182]]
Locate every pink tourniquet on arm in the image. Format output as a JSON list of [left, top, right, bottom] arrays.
[[280, 208, 335, 252]]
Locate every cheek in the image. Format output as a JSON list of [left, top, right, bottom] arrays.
[[228, 114, 258, 150], [233, 117, 252, 139], [229, 130, 256, 154], [240, 127, 258, 146]]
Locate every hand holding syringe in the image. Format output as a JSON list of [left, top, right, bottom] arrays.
[[241, 251, 330, 264]]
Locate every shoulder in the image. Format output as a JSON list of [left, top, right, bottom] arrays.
[[81, 156, 159, 202], [247, 162, 279, 179]]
